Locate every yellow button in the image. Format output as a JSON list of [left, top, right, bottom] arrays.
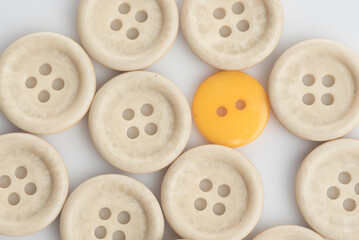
[[193, 71, 269, 147]]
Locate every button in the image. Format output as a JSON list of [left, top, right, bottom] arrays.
[[269, 39, 359, 141], [181, 0, 283, 70], [60, 174, 164, 240], [89, 71, 191, 173], [161, 145, 264, 240], [0, 133, 68, 236], [77, 0, 179, 71], [193, 71, 269, 147], [296, 138, 359, 240], [0, 32, 96, 134], [253, 225, 324, 240]]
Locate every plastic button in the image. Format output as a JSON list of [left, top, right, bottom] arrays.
[[60, 175, 164, 240], [270, 39, 359, 141], [77, 0, 179, 71], [253, 225, 324, 240], [0, 133, 68, 236], [193, 71, 269, 147], [0, 32, 96, 134], [89, 71, 191, 173], [181, 0, 283, 70], [161, 145, 264, 240], [296, 139, 359, 239]]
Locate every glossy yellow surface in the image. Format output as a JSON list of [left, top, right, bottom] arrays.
[[193, 71, 269, 147]]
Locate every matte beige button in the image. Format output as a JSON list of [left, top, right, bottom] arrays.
[[0, 133, 68, 236], [0, 32, 96, 134], [77, 0, 179, 71], [60, 174, 164, 240], [161, 145, 264, 240], [181, 0, 283, 70], [89, 71, 191, 173], [253, 225, 324, 240], [269, 39, 359, 141], [296, 138, 359, 240]]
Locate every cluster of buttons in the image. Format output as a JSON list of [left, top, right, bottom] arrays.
[[110, 2, 149, 40], [25, 63, 65, 103], [0, 166, 37, 206], [213, 2, 250, 38], [302, 74, 335, 106], [327, 171, 359, 212], [94, 207, 131, 240], [122, 103, 158, 139], [194, 179, 230, 216]]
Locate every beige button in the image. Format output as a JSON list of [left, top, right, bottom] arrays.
[[296, 138, 359, 240], [0, 133, 68, 236], [269, 39, 359, 141], [89, 71, 191, 173], [161, 145, 264, 240], [77, 0, 179, 71], [181, 0, 283, 70], [60, 174, 164, 240], [0, 32, 96, 134], [253, 225, 324, 240]]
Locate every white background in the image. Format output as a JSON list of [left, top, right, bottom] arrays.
[[0, 0, 358, 239]]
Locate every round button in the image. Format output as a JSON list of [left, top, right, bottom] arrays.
[[60, 174, 164, 240], [181, 0, 283, 70], [77, 0, 179, 71], [269, 39, 359, 141], [0, 32, 96, 134], [161, 145, 264, 240], [0, 133, 68, 236], [89, 71, 191, 173], [193, 71, 269, 147], [253, 225, 324, 240], [296, 138, 359, 239]]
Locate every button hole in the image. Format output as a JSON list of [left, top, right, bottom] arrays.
[[119, 3, 131, 14], [219, 26, 232, 38], [213, 8, 226, 19], [135, 10, 148, 23], [237, 20, 250, 32], [232, 2, 245, 14], [194, 198, 207, 211], [235, 100, 246, 110], [216, 106, 227, 117], [39, 63, 52, 76], [213, 202, 226, 216], [118, 211, 131, 224]]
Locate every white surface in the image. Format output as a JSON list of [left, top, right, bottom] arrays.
[[0, 0, 358, 239]]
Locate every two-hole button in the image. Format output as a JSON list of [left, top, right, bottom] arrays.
[[193, 71, 269, 147]]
